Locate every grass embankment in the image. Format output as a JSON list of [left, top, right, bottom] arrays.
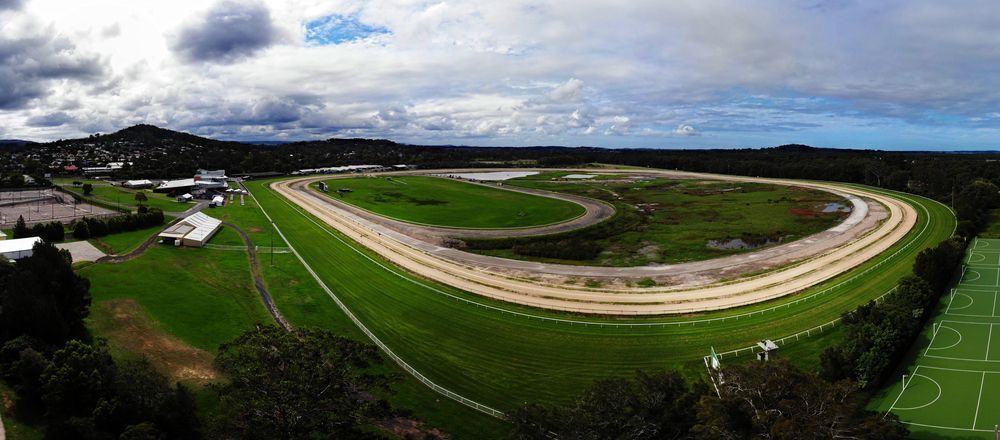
[[81, 194, 507, 438], [314, 175, 585, 229], [245, 178, 955, 413], [58, 181, 189, 212], [87, 216, 175, 255], [473, 175, 849, 266]]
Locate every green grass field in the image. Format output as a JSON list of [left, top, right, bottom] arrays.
[[59, 182, 189, 213], [314, 175, 585, 228], [478, 175, 850, 265], [245, 177, 955, 417], [81, 246, 273, 351], [873, 238, 1000, 438], [86, 216, 175, 254]]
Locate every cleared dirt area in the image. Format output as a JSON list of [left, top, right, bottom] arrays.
[[91, 299, 218, 383], [273, 169, 917, 314]]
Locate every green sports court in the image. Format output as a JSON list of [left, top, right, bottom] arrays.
[[875, 238, 1000, 437]]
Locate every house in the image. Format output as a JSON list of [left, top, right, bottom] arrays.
[[123, 179, 153, 189], [0, 237, 43, 260], [157, 212, 222, 247]]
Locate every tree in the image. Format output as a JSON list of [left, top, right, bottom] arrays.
[[13, 215, 28, 238], [0, 242, 91, 345], [82, 183, 93, 196], [134, 192, 148, 204], [509, 370, 705, 440], [73, 220, 91, 239], [692, 360, 907, 439], [213, 326, 392, 440]]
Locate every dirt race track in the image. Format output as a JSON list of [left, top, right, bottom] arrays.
[[272, 169, 919, 315]]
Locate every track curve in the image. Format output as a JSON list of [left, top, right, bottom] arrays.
[[273, 169, 919, 315]]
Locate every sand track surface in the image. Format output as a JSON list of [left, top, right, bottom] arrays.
[[272, 169, 918, 315]]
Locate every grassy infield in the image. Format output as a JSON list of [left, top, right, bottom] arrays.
[[315, 175, 586, 228], [8, 175, 955, 439]]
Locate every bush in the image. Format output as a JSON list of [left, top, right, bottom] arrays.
[[513, 239, 603, 260], [73, 209, 165, 241], [73, 220, 90, 239]]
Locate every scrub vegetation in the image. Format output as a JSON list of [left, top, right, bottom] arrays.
[[465, 176, 849, 266]]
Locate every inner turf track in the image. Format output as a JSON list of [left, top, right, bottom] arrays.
[[247, 177, 954, 411], [315, 175, 586, 229]]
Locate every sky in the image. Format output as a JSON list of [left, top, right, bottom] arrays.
[[2, 0, 1000, 150]]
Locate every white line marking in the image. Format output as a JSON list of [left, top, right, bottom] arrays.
[[987, 324, 994, 361], [946, 292, 974, 312], [994, 290, 998, 318], [886, 365, 919, 415], [891, 373, 942, 411], [972, 371, 986, 429], [901, 421, 992, 433], [925, 325, 962, 351]]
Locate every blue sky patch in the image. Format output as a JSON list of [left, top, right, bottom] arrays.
[[305, 15, 390, 45]]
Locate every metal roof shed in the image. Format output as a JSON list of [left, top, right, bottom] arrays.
[[157, 212, 222, 247]]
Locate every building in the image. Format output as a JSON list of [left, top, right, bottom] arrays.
[[0, 230, 6, 240], [209, 195, 225, 207], [157, 212, 222, 247], [123, 179, 153, 189], [155, 170, 228, 194], [0, 237, 43, 260]]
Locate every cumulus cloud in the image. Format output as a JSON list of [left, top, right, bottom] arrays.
[[0, 32, 104, 109], [4, 0, 1000, 148], [172, 0, 277, 63], [672, 124, 699, 136], [26, 111, 74, 127]]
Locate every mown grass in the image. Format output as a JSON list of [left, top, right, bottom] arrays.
[[59, 182, 189, 212], [315, 175, 585, 228], [245, 177, 955, 413], [80, 246, 272, 351]]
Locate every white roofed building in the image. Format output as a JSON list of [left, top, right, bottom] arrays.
[[157, 212, 222, 247], [123, 179, 153, 189], [0, 237, 43, 260]]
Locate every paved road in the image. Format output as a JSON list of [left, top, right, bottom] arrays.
[[273, 168, 918, 314]]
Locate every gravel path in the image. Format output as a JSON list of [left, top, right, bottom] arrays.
[[272, 168, 918, 315], [223, 221, 292, 331]]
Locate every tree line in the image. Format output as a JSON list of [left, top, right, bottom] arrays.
[[71, 209, 165, 240]]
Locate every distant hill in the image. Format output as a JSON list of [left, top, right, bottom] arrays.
[[0, 139, 36, 146]]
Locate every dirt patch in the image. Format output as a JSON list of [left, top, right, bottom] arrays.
[[788, 207, 819, 218], [93, 299, 218, 384], [249, 227, 263, 233]]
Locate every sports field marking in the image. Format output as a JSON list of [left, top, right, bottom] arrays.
[[944, 292, 974, 313], [975, 238, 988, 249], [988, 324, 995, 361], [967, 252, 986, 265], [924, 325, 962, 352], [972, 371, 986, 429], [889, 373, 942, 412], [964, 269, 982, 283]]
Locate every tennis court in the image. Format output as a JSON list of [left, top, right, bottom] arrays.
[[876, 238, 1000, 437]]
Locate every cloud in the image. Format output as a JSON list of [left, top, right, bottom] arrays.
[[0, 0, 23, 11], [26, 111, 74, 127], [0, 32, 104, 109], [172, 0, 277, 63], [672, 124, 699, 136], [5, 0, 1000, 149]]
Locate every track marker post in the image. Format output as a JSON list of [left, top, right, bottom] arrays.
[[902, 374, 909, 391]]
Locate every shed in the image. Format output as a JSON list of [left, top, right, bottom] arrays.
[[0, 237, 43, 260], [157, 212, 222, 247], [210, 195, 225, 207], [123, 179, 153, 189], [0, 230, 6, 240]]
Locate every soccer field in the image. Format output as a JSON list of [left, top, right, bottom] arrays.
[[876, 238, 1000, 437]]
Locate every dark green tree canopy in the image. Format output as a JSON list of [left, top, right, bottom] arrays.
[[212, 326, 393, 440]]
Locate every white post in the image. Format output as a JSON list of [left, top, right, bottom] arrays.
[[902, 374, 908, 391]]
